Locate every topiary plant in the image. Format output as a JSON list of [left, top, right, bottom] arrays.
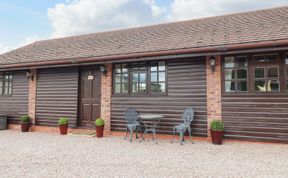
[[58, 117, 69, 125], [95, 118, 105, 126], [20, 115, 30, 123], [210, 120, 224, 131]]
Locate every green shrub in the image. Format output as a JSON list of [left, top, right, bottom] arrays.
[[95, 118, 105, 126], [210, 120, 224, 131], [20, 115, 30, 123], [58, 117, 69, 125]]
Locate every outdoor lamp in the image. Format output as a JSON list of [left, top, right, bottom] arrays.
[[100, 65, 107, 75], [209, 56, 216, 72], [26, 70, 34, 81]]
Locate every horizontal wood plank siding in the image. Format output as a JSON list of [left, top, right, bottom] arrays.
[[111, 58, 207, 137], [36, 67, 79, 127], [222, 95, 288, 142], [0, 71, 29, 123]]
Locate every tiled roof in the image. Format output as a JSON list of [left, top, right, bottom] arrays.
[[1, 6, 288, 65]]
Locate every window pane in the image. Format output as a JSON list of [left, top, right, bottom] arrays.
[[225, 69, 235, 80], [115, 64, 121, 73], [122, 84, 128, 93], [114, 84, 121, 93], [151, 82, 158, 92], [224, 57, 235, 68], [151, 72, 157, 82], [122, 74, 128, 83], [158, 62, 166, 71], [139, 73, 146, 82], [237, 69, 247, 79], [159, 83, 166, 92], [150, 63, 157, 72], [255, 80, 266, 92], [225, 81, 235, 92], [237, 81, 247, 91], [139, 63, 146, 70], [236, 56, 247, 68], [255, 68, 265, 78], [115, 74, 121, 83], [254, 55, 265, 62], [139, 83, 146, 92], [132, 83, 138, 93], [122, 64, 128, 73], [268, 80, 279, 91], [159, 72, 165, 82], [267, 67, 278, 78], [132, 73, 139, 82], [266, 54, 277, 62]]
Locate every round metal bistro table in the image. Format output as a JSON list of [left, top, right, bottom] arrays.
[[138, 114, 164, 144]]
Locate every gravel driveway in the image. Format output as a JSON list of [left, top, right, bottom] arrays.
[[0, 130, 288, 178]]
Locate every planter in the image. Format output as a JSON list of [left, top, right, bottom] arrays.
[[21, 122, 30, 132], [96, 125, 104, 138], [59, 124, 68, 135], [210, 130, 224, 145]]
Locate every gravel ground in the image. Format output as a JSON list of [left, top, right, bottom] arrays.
[[0, 130, 288, 178]]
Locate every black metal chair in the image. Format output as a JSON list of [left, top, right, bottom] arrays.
[[124, 108, 142, 142], [171, 108, 194, 145]]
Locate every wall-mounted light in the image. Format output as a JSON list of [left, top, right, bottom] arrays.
[[209, 56, 216, 72], [26, 70, 34, 81], [100, 65, 107, 75]]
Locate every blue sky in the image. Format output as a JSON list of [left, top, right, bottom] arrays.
[[0, 0, 287, 54]]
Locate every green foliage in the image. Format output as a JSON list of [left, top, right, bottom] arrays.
[[95, 118, 105, 126], [20, 115, 30, 123], [58, 117, 69, 125], [210, 120, 224, 131]]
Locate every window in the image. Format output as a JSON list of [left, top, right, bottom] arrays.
[[0, 72, 13, 96], [150, 62, 166, 93], [131, 63, 147, 94], [224, 56, 248, 92], [114, 64, 128, 94], [253, 54, 280, 92], [113, 62, 167, 95], [254, 67, 280, 92]]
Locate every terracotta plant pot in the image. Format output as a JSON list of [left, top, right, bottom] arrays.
[[59, 124, 68, 135], [210, 130, 224, 145], [96, 125, 104, 138], [21, 122, 30, 132]]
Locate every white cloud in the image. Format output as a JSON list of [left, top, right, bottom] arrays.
[[48, 0, 166, 38], [0, 42, 13, 54], [0, 36, 40, 54], [47, 0, 288, 38], [168, 0, 288, 21]]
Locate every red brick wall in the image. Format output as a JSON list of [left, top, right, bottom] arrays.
[[206, 56, 222, 137], [28, 69, 37, 124], [100, 64, 112, 134]]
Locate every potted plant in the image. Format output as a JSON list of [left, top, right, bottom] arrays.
[[210, 120, 224, 145], [95, 118, 105, 138], [20, 115, 30, 132], [58, 117, 69, 135]]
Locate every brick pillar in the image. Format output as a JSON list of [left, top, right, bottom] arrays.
[[28, 69, 37, 125], [206, 56, 222, 138], [100, 64, 112, 135]]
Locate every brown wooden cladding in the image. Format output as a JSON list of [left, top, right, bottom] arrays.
[[0, 71, 29, 123], [36, 67, 79, 127], [222, 94, 288, 142], [111, 58, 207, 137]]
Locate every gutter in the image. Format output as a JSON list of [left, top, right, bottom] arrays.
[[0, 39, 288, 70]]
